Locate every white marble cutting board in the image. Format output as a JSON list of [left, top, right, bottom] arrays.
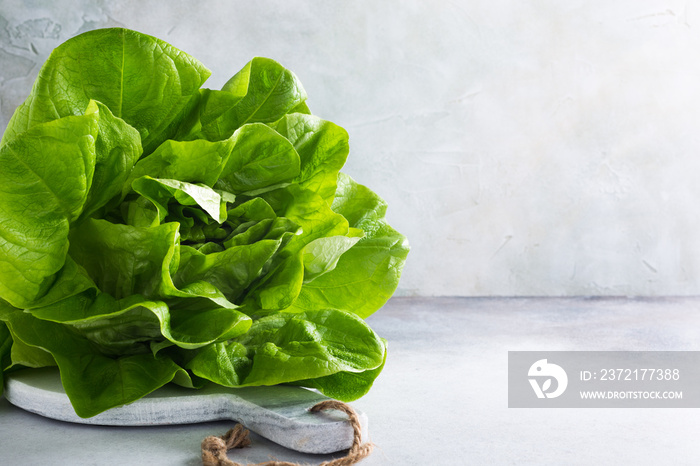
[[3, 367, 367, 454]]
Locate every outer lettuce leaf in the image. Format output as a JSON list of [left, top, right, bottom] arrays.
[[294, 339, 388, 401], [10, 336, 56, 369], [26, 257, 96, 309], [179, 57, 307, 142], [185, 309, 385, 396], [261, 184, 350, 253], [290, 101, 312, 115], [125, 138, 234, 191], [0, 111, 98, 307], [28, 292, 250, 354], [2, 28, 210, 154], [128, 122, 300, 200], [291, 174, 410, 318], [79, 101, 142, 222], [216, 123, 300, 195], [0, 100, 141, 309], [270, 113, 349, 204], [0, 305, 190, 418], [69, 219, 180, 300], [302, 233, 363, 283]]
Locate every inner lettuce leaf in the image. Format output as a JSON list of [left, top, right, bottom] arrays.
[[0, 27, 409, 417]]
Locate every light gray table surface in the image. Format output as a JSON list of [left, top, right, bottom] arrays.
[[2, 296, 700, 465]]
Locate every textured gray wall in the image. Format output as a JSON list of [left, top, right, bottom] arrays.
[[2, 0, 700, 296]]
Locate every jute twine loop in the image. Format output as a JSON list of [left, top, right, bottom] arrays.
[[201, 400, 373, 466]]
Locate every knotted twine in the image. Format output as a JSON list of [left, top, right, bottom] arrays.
[[201, 400, 373, 466]]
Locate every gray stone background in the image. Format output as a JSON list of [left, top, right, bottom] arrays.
[[2, 0, 700, 297]]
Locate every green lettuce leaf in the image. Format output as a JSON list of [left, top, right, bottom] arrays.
[[174, 243, 280, 302], [185, 309, 385, 396], [0, 110, 98, 307], [291, 174, 410, 318], [0, 304, 190, 418], [2, 28, 210, 154], [294, 339, 388, 401], [179, 57, 307, 142], [78, 101, 142, 222], [10, 338, 56, 370], [270, 113, 349, 204], [125, 138, 234, 191], [29, 287, 249, 346], [131, 177, 230, 225], [68, 219, 180, 300], [216, 123, 300, 195]]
